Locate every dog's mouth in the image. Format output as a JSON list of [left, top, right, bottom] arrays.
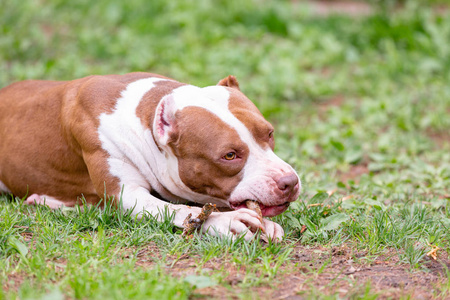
[[230, 201, 290, 217]]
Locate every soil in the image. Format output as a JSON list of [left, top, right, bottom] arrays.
[[427, 129, 450, 149], [4, 222, 450, 299], [4, 241, 448, 299], [336, 164, 370, 184], [304, 0, 373, 16], [133, 243, 450, 299]]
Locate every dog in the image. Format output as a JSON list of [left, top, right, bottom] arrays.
[[0, 73, 300, 241]]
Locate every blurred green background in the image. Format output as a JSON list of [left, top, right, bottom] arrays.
[[1, 0, 449, 196]]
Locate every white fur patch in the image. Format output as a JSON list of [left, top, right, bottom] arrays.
[[0, 180, 11, 193], [98, 77, 169, 211], [25, 194, 66, 209], [171, 85, 246, 136], [229, 148, 300, 206]]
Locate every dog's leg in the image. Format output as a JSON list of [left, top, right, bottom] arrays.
[[25, 194, 66, 209], [81, 150, 266, 240], [0, 180, 11, 194], [95, 179, 266, 240], [118, 185, 266, 240]]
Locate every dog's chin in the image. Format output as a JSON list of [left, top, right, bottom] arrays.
[[230, 201, 290, 217]]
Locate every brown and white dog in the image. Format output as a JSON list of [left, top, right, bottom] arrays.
[[0, 73, 300, 241]]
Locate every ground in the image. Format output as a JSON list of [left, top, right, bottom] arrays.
[[158, 245, 450, 299], [4, 236, 449, 299]]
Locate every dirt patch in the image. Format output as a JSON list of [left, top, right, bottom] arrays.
[[137, 243, 450, 299], [317, 95, 346, 111], [336, 164, 369, 183], [305, 0, 373, 16], [131, 243, 164, 267], [427, 129, 450, 149], [277, 245, 449, 299], [3, 241, 449, 298], [2, 272, 26, 293]]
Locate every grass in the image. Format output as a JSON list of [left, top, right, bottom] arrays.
[[1, 0, 450, 298]]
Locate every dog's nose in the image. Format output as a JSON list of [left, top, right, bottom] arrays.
[[276, 173, 299, 192]]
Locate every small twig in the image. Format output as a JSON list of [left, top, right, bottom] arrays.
[[307, 203, 323, 208], [13, 225, 29, 229], [182, 203, 217, 238], [341, 195, 354, 201], [300, 225, 307, 234], [327, 189, 337, 196], [426, 242, 440, 260]]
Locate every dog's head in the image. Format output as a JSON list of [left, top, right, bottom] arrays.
[[153, 76, 300, 216]]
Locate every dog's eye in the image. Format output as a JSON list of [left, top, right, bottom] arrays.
[[269, 131, 274, 139], [224, 152, 236, 160]]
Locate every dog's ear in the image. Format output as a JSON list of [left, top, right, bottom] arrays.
[[217, 75, 240, 90], [153, 94, 179, 147]]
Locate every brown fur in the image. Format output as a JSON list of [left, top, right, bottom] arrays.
[[217, 75, 240, 90], [217, 78, 274, 150], [227, 89, 275, 150], [171, 106, 249, 200]]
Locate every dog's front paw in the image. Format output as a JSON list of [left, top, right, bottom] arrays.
[[262, 218, 284, 243], [202, 209, 283, 241]]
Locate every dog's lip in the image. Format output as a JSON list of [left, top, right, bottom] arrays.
[[230, 201, 290, 217]]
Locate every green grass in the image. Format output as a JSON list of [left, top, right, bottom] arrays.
[[1, 0, 450, 299]]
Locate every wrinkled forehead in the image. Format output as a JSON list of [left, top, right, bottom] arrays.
[[171, 85, 272, 146]]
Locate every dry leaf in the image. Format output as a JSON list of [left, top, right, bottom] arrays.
[[426, 242, 440, 260]]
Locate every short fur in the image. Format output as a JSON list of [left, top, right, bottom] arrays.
[[0, 73, 300, 241]]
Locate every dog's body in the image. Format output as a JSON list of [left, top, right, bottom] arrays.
[[0, 73, 300, 241]]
